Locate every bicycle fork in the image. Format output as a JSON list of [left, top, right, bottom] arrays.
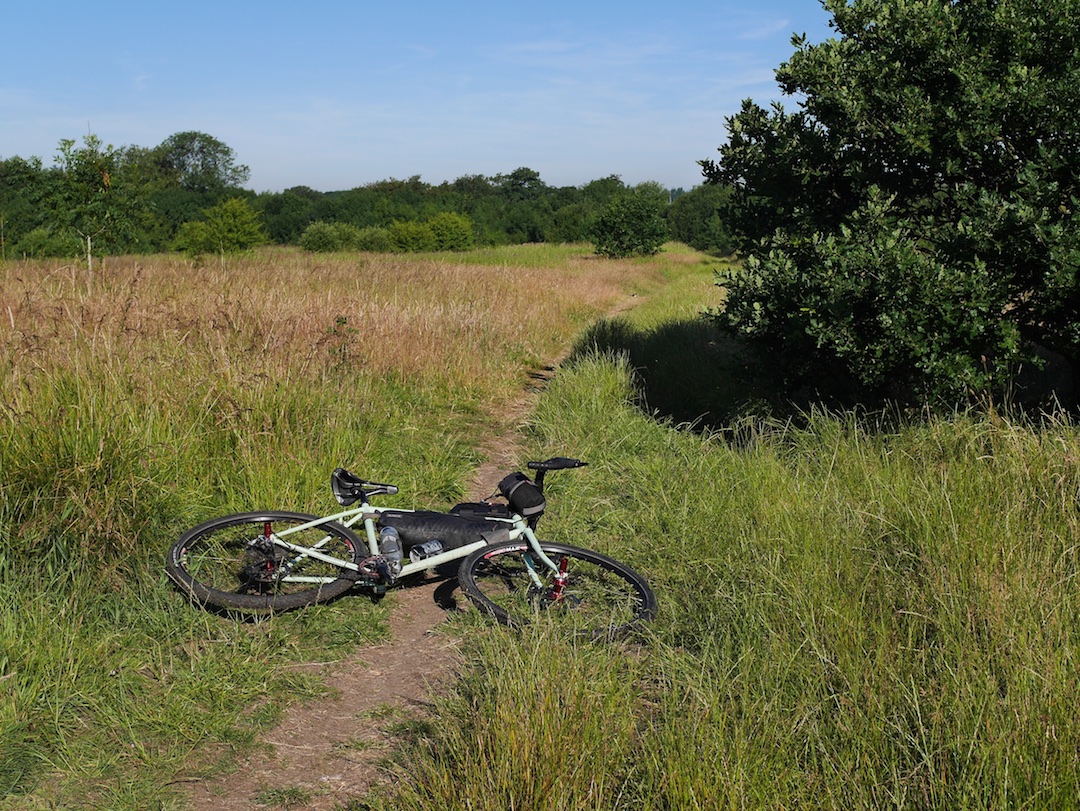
[[522, 528, 569, 602]]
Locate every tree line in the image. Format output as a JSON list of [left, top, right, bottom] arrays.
[[0, 131, 733, 261]]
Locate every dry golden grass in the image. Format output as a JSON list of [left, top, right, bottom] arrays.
[[0, 247, 666, 410]]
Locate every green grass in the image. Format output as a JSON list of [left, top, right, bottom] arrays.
[[0, 243, 676, 808], [253, 786, 313, 808], [364, 260, 1080, 810], [368, 354, 1080, 810], [6, 243, 1079, 809]]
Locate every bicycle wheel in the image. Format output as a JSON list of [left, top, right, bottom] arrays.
[[458, 540, 657, 640], [166, 511, 364, 613]]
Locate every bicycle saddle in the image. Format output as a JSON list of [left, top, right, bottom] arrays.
[[332, 468, 399, 506]]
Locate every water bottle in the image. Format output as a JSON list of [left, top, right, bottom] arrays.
[[409, 539, 444, 563], [378, 526, 403, 577]]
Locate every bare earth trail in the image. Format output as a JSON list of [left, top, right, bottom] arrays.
[[184, 296, 638, 810]]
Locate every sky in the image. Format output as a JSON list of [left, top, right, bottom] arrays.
[[1, 1, 834, 194]]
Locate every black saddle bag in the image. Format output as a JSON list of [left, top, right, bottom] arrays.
[[378, 510, 509, 551], [499, 472, 546, 518]]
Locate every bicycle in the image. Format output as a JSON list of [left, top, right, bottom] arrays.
[[166, 457, 657, 639]]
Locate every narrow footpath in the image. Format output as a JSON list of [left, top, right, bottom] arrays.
[[184, 296, 637, 810]]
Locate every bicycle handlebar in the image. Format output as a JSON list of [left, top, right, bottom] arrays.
[[527, 457, 587, 493], [332, 467, 398, 506], [527, 457, 587, 472]]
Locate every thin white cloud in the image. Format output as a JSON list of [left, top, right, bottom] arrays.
[[739, 17, 795, 40]]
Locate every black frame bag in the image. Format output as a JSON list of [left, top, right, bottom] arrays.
[[378, 510, 509, 550]]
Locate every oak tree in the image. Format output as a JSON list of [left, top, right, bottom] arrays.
[[705, 0, 1080, 403]]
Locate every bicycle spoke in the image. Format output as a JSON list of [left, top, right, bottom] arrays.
[[167, 512, 361, 613], [459, 541, 656, 639]]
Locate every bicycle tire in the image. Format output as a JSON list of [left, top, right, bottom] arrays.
[[457, 540, 657, 640], [166, 511, 364, 613]]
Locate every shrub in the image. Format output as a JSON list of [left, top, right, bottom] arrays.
[[13, 227, 80, 259], [175, 197, 268, 255], [298, 221, 364, 252], [354, 226, 394, 252], [388, 220, 437, 253], [705, 0, 1080, 404], [667, 184, 733, 254], [592, 192, 669, 258], [427, 212, 474, 251]]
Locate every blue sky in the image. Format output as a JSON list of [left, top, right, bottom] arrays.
[[1, 1, 834, 193]]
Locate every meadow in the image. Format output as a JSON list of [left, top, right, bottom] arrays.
[[2, 244, 1079, 809], [0, 244, 680, 808]]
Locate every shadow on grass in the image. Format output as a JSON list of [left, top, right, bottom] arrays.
[[569, 316, 805, 434], [571, 316, 1079, 433]]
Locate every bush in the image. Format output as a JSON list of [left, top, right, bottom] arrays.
[[427, 212, 474, 251], [705, 0, 1080, 404], [354, 226, 394, 252], [175, 197, 268, 255], [388, 220, 438, 253], [298, 221, 362, 252], [174, 221, 214, 255], [667, 184, 733, 254], [592, 192, 669, 258], [13, 227, 80, 259]]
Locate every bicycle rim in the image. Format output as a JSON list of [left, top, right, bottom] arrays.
[[168, 511, 361, 612], [459, 541, 656, 640]]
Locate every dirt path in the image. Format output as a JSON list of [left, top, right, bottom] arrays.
[[181, 302, 627, 808], [184, 579, 462, 810], [182, 442, 525, 811]]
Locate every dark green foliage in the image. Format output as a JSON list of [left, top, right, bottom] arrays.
[[2, 133, 681, 256], [592, 189, 670, 258], [496, 166, 548, 201], [355, 226, 394, 252], [12, 226, 80, 259], [704, 0, 1080, 405], [152, 131, 250, 193], [259, 187, 319, 243], [0, 132, 253, 256], [668, 184, 733, 254], [51, 135, 147, 261], [581, 175, 628, 207], [0, 156, 44, 259], [298, 221, 364, 252], [251, 171, 646, 250], [297, 221, 400, 253], [142, 187, 220, 248]]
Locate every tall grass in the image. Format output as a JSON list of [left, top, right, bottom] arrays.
[[367, 629, 645, 810], [11, 242, 1075, 809], [0, 245, 673, 807], [372, 355, 1080, 810], [368, 267, 1080, 810]]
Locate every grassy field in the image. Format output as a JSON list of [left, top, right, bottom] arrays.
[[368, 363, 1080, 810], [360, 259, 1080, 810], [0, 244, 702, 808], [4, 243, 1079, 809]]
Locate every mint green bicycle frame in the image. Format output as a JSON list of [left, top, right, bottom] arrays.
[[263, 502, 562, 588]]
